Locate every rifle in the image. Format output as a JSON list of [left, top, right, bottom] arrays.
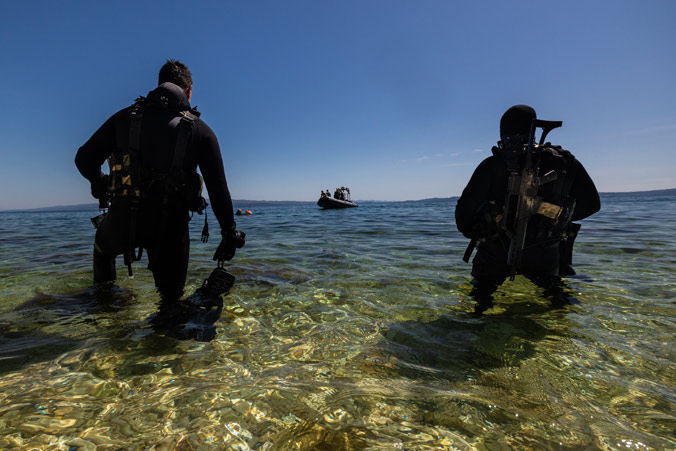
[[503, 119, 563, 280]]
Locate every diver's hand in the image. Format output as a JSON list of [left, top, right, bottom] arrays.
[[90, 174, 109, 199], [213, 230, 246, 261], [470, 201, 501, 241]]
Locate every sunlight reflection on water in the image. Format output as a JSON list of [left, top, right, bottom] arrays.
[[0, 196, 675, 448]]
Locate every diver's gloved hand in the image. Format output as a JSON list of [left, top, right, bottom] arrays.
[[213, 230, 246, 261], [470, 201, 501, 241], [90, 174, 109, 199]]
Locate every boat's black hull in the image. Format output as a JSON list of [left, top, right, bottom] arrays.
[[317, 197, 358, 209]]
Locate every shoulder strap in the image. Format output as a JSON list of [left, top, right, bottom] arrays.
[[171, 110, 197, 171], [128, 97, 145, 157], [551, 145, 577, 194], [559, 148, 578, 200], [541, 144, 576, 203]]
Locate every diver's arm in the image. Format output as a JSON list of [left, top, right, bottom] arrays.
[[75, 114, 118, 183], [197, 122, 236, 236], [570, 160, 601, 221], [455, 159, 494, 238]]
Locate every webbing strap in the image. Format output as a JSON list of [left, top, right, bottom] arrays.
[[123, 99, 145, 277], [463, 239, 477, 263], [129, 101, 143, 156], [560, 155, 578, 203], [171, 111, 196, 171], [546, 146, 577, 205], [124, 197, 142, 277]]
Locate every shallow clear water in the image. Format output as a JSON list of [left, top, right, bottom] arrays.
[[0, 196, 675, 449]]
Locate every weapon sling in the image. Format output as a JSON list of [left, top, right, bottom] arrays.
[[124, 101, 144, 276]]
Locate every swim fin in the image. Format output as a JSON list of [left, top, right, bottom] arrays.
[[186, 265, 235, 307]]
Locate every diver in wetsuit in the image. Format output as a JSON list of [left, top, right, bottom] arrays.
[[75, 59, 244, 301], [455, 105, 600, 311]]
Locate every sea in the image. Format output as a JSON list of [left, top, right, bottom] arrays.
[[0, 194, 675, 450]]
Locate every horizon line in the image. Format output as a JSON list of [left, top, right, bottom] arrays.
[[2, 187, 676, 213]]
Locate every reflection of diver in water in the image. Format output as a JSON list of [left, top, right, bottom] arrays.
[[150, 263, 235, 341], [151, 299, 224, 342], [372, 300, 575, 383], [0, 266, 237, 373], [469, 274, 576, 314], [0, 286, 137, 375]]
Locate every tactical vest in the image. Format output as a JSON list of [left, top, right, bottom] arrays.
[[528, 144, 578, 240], [107, 96, 207, 213]]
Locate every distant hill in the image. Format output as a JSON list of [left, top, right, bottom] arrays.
[[0, 199, 315, 213], [232, 200, 313, 207], [406, 196, 458, 203], [2, 203, 101, 213], [411, 188, 676, 203], [600, 188, 676, 197], [2, 188, 674, 212]]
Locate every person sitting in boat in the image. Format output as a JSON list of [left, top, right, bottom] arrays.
[[320, 190, 327, 198]]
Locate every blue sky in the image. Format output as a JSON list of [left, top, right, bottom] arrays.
[[1, 0, 675, 209]]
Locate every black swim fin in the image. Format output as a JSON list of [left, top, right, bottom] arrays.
[[186, 265, 235, 307]]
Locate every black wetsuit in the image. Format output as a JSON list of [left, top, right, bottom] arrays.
[[75, 82, 235, 299], [455, 145, 600, 303]]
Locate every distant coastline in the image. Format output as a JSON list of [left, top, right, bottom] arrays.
[[2, 188, 674, 213], [597, 188, 676, 197]]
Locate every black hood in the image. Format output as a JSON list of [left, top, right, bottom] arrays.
[[500, 104, 536, 136], [146, 82, 191, 111]]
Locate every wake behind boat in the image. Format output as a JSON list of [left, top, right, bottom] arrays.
[[318, 187, 357, 209]]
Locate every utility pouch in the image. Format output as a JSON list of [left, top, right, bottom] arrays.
[[183, 172, 207, 213], [90, 212, 107, 229], [537, 201, 562, 220], [559, 222, 581, 276], [189, 196, 208, 214], [108, 152, 133, 195]]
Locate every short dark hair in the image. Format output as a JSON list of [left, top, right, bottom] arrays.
[[158, 59, 193, 89]]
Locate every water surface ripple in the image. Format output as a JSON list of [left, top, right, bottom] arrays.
[[0, 196, 675, 449]]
